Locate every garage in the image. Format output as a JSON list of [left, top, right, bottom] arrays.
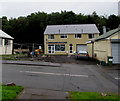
[[76, 44, 87, 52], [112, 43, 120, 64]]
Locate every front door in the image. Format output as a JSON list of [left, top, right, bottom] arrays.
[[48, 45, 55, 54], [69, 44, 73, 54]]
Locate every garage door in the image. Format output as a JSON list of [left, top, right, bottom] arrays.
[[112, 43, 120, 64], [77, 45, 87, 52]]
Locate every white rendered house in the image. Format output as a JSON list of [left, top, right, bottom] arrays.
[[0, 29, 14, 55]]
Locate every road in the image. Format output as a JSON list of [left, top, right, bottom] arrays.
[[2, 63, 119, 93]]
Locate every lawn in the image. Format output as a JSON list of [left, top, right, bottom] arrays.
[[69, 92, 120, 101], [0, 53, 27, 60], [0, 85, 23, 101]]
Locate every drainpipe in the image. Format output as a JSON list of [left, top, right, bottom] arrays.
[[92, 41, 94, 59]]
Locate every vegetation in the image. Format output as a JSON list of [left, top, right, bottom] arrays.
[[1, 11, 120, 45], [69, 91, 120, 100], [0, 85, 23, 101], [0, 53, 28, 60]]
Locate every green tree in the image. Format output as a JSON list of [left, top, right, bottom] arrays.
[[107, 15, 120, 29], [2, 11, 120, 45]]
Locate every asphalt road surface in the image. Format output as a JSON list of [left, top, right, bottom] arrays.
[[2, 63, 119, 93]]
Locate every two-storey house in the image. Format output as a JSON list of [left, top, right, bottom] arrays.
[[44, 24, 100, 55]]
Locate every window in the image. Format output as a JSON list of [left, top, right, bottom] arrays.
[[60, 34, 67, 38], [48, 35, 54, 39], [75, 34, 81, 38], [55, 45, 65, 51], [4, 39, 10, 46], [0, 38, 2, 46], [88, 34, 94, 39]]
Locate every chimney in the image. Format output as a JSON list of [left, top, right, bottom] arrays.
[[103, 26, 106, 34], [81, 29, 83, 33], [58, 29, 60, 33]]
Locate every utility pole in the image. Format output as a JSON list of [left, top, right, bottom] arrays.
[[32, 43, 34, 52], [32, 43, 35, 59]]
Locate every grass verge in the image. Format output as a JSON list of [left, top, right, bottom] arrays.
[[69, 92, 120, 101], [0, 53, 27, 60], [0, 85, 23, 101]]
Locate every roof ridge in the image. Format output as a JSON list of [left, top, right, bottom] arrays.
[[47, 24, 96, 26], [44, 24, 100, 34], [94, 28, 119, 41]]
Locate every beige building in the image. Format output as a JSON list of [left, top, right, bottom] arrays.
[[44, 24, 100, 55], [0, 30, 14, 55], [87, 28, 120, 64]]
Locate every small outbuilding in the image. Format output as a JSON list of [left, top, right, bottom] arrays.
[[0, 29, 14, 55], [87, 27, 120, 64]]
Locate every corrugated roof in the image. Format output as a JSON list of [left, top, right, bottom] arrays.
[[94, 28, 120, 41], [44, 24, 100, 34], [0, 29, 14, 39]]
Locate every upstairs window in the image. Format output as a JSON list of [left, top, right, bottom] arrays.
[[88, 34, 94, 39], [75, 34, 81, 38], [48, 34, 54, 39], [60, 34, 67, 38]]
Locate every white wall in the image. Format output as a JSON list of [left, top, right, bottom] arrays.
[[0, 39, 13, 55]]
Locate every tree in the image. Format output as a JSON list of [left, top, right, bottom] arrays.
[[107, 15, 120, 30], [2, 11, 120, 45], [61, 11, 77, 24]]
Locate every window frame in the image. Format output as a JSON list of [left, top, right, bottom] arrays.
[[48, 34, 54, 39], [88, 34, 94, 39], [55, 44, 65, 52], [75, 34, 82, 39], [60, 34, 67, 39], [4, 39, 11, 46]]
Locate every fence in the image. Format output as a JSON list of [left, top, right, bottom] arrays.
[[13, 43, 44, 54]]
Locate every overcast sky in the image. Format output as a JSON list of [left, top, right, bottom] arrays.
[[0, 0, 120, 19]]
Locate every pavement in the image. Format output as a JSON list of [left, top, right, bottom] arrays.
[[2, 60, 61, 67], [17, 88, 69, 100]]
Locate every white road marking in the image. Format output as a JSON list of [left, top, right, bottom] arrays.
[[114, 77, 120, 80], [20, 71, 88, 77]]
